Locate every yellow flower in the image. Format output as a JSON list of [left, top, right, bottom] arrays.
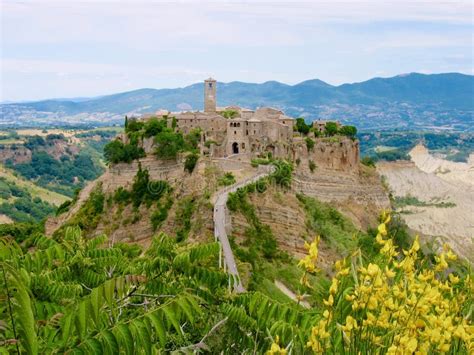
[[298, 236, 320, 274], [385, 266, 396, 278], [378, 223, 387, 237], [267, 336, 287, 355], [448, 273, 460, 285], [323, 294, 334, 307], [329, 278, 339, 295], [341, 316, 358, 335]]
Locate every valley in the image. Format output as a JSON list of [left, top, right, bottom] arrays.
[[377, 144, 474, 262], [1, 79, 472, 354]]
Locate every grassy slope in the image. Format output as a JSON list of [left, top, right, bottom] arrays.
[[0, 165, 70, 206]]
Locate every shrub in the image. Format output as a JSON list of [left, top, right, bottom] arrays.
[[289, 213, 472, 355], [309, 160, 316, 172], [271, 160, 293, 188], [184, 153, 199, 173], [361, 156, 376, 167], [218, 172, 236, 186], [305, 137, 315, 151], [151, 197, 173, 231]]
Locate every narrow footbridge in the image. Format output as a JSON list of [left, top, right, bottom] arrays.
[[213, 165, 274, 293]]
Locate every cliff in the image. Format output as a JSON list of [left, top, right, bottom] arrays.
[[46, 136, 390, 256]]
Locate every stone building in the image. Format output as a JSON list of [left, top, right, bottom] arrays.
[[145, 78, 295, 159]]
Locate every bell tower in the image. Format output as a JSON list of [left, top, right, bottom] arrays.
[[204, 78, 216, 112]]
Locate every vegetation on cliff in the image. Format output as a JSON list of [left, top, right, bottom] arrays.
[[104, 117, 202, 164]]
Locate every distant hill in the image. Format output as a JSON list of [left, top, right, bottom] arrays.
[[1, 73, 472, 130]]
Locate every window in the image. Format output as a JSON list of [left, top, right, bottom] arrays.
[[242, 143, 245, 149], [246, 130, 249, 135], [234, 131, 237, 135], [254, 130, 256, 134]]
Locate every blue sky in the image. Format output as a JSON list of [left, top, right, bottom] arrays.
[[1, 0, 472, 101]]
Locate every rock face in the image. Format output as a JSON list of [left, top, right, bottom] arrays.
[[47, 137, 390, 260], [230, 187, 344, 271], [0, 145, 31, 164], [292, 136, 360, 172], [45, 156, 260, 239], [292, 137, 390, 229]]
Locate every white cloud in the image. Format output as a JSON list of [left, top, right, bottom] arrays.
[[1, 0, 472, 100]]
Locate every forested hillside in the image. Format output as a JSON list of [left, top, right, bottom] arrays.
[[2, 73, 472, 131], [0, 128, 118, 223]]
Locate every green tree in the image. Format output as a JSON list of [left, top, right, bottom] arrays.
[[295, 118, 310, 135], [143, 118, 167, 138], [325, 122, 339, 136], [104, 140, 125, 163], [184, 153, 199, 173], [339, 125, 357, 138], [154, 132, 185, 160]]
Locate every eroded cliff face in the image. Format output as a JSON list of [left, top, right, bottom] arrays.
[[292, 136, 360, 172], [47, 137, 390, 258], [292, 137, 390, 229], [230, 187, 343, 272], [45, 156, 259, 241], [0, 139, 81, 164]]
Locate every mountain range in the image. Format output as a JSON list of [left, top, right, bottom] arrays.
[[1, 73, 472, 130]]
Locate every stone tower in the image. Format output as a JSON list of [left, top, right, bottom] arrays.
[[204, 78, 216, 112]]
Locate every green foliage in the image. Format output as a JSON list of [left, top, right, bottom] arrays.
[[0, 222, 44, 244], [305, 137, 315, 151], [9, 151, 104, 197], [339, 125, 357, 138], [58, 185, 105, 233], [221, 109, 239, 119], [361, 156, 376, 167], [375, 149, 410, 161], [104, 139, 145, 164], [308, 160, 316, 172], [151, 197, 173, 231], [251, 157, 272, 167], [175, 197, 195, 242], [0, 226, 230, 353], [295, 118, 310, 135], [0, 177, 56, 222], [124, 117, 144, 133], [204, 139, 217, 148], [154, 131, 185, 160], [358, 130, 474, 163], [184, 153, 199, 173], [324, 122, 339, 136], [227, 187, 278, 260], [297, 194, 358, 253], [143, 117, 168, 138], [129, 165, 171, 208], [218, 172, 236, 186], [270, 160, 293, 188], [184, 128, 202, 152], [393, 194, 456, 209]]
